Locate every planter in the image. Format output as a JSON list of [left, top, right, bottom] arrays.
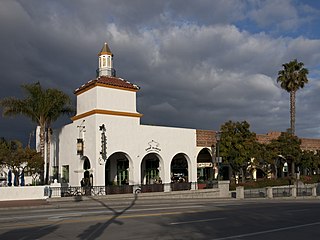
[[197, 183, 206, 189]]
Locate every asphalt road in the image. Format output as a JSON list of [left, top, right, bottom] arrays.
[[0, 197, 320, 239]]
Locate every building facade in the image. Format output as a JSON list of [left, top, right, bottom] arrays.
[[50, 42, 218, 191]]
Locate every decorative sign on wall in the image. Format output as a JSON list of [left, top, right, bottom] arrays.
[[197, 162, 213, 168], [145, 140, 161, 153], [99, 124, 107, 161]]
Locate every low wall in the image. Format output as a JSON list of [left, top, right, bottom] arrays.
[[0, 186, 48, 201], [236, 184, 318, 199], [0, 180, 231, 201]]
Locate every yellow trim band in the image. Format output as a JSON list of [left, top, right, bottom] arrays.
[[71, 109, 143, 121]]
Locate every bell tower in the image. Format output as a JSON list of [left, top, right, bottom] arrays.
[[97, 42, 116, 77]]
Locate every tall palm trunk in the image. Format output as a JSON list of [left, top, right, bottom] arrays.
[[290, 90, 296, 135], [39, 124, 46, 184], [46, 127, 52, 184]]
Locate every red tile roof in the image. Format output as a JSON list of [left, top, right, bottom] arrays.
[[74, 76, 140, 94]]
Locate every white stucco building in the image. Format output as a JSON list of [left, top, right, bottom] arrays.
[[49, 42, 218, 193]]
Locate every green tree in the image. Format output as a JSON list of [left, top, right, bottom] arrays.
[[219, 121, 258, 183], [313, 152, 320, 175], [251, 141, 273, 178], [0, 138, 43, 185], [0, 82, 74, 184], [268, 131, 301, 177], [0, 139, 24, 185], [277, 59, 309, 135], [0, 137, 6, 165], [24, 146, 44, 185], [300, 150, 320, 176]]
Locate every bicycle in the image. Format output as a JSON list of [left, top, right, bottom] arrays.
[[134, 186, 141, 194], [69, 187, 82, 196], [91, 186, 106, 196]]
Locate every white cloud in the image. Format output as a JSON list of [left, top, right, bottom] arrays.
[[1, 0, 320, 142], [106, 23, 307, 133], [79, 20, 320, 136]]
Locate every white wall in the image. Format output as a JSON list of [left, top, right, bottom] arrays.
[[54, 112, 198, 187], [97, 86, 137, 113], [53, 121, 84, 186], [76, 86, 138, 115], [76, 87, 97, 115], [0, 186, 48, 201]]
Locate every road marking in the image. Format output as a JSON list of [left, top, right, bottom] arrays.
[[211, 221, 320, 240], [286, 208, 310, 213], [170, 217, 226, 225], [128, 205, 204, 212]]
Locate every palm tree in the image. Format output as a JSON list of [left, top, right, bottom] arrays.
[[0, 82, 74, 184], [277, 59, 309, 135]]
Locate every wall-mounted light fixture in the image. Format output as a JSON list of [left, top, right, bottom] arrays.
[[77, 138, 84, 156], [77, 120, 86, 156]]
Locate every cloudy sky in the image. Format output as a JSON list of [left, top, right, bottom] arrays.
[[1, 0, 320, 145]]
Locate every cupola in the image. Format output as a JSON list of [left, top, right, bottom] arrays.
[[97, 42, 116, 77]]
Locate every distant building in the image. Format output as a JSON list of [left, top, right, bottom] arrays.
[[256, 131, 320, 152]]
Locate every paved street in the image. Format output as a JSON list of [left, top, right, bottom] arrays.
[[0, 197, 320, 239]]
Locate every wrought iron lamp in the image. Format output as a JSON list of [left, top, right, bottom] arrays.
[[77, 138, 84, 156]]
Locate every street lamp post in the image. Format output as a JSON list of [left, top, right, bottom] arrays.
[[216, 131, 221, 180]]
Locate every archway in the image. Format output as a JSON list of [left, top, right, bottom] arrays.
[[141, 153, 162, 185], [197, 148, 214, 184], [105, 152, 131, 186], [171, 153, 189, 183], [171, 153, 191, 191], [82, 156, 91, 187]]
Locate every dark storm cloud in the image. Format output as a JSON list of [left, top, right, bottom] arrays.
[[1, 0, 320, 145]]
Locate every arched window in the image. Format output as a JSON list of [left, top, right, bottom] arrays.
[[83, 157, 91, 170]]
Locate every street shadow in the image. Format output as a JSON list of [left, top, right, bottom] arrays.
[[77, 193, 139, 240], [73, 195, 83, 202], [0, 225, 59, 240]]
